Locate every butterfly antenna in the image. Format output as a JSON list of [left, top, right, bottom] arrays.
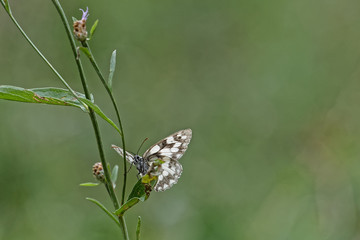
[[126, 164, 133, 173], [136, 137, 149, 155]]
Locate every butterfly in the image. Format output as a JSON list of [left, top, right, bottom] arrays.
[[112, 129, 192, 192]]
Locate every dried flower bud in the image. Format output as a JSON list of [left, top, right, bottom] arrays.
[[92, 162, 105, 183], [73, 7, 89, 42]]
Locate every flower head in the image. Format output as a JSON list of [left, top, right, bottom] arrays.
[[80, 7, 89, 21], [73, 7, 89, 42], [92, 162, 105, 183]]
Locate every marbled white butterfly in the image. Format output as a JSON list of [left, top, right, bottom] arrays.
[[112, 129, 192, 192]]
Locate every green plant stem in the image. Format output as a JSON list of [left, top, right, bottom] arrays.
[[50, 1, 128, 239], [1, 1, 129, 238], [81, 41, 128, 205], [0, 1, 85, 109]]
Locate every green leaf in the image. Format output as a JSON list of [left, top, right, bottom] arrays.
[[89, 19, 99, 40], [0, 86, 122, 138], [3, 0, 10, 13], [72, 16, 78, 22], [79, 97, 123, 136], [108, 50, 116, 91], [79, 182, 100, 187], [127, 179, 150, 201], [136, 216, 141, 240], [111, 165, 119, 185], [114, 198, 140, 216], [0, 85, 88, 111], [79, 47, 92, 59], [86, 198, 121, 227], [114, 178, 156, 216]]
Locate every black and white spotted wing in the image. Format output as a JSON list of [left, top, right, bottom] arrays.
[[111, 147, 135, 164], [112, 129, 192, 192], [143, 129, 192, 191]]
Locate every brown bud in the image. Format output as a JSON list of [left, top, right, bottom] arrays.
[[92, 162, 105, 183]]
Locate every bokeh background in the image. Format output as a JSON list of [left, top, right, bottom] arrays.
[[1, 0, 360, 239]]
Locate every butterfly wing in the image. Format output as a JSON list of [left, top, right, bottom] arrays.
[[143, 129, 192, 162], [111, 144, 135, 164], [143, 129, 192, 192], [151, 159, 183, 191]]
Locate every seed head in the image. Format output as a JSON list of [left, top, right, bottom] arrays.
[[92, 162, 105, 183]]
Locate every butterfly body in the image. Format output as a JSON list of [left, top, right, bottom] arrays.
[[112, 129, 192, 192], [133, 154, 149, 176]]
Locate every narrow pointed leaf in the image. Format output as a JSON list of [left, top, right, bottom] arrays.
[[72, 16, 78, 22], [108, 50, 116, 91], [0, 85, 88, 111], [79, 97, 122, 136], [114, 198, 140, 216], [86, 198, 121, 227], [79, 182, 100, 187], [3, 0, 10, 13], [0, 86, 123, 136], [79, 47, 92, 59], [107, 163, 111, 175], [136, 216, 141, 240], [89, 19, 99, 40], [111, 165, 119, 184], [107, 163, 115, 188], [114, 178, 156, 216]]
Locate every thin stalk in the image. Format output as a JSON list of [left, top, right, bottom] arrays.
[[90, 110, 121, 209], [81, 41, 128, 205], [50, 1, 129, 239], [0, 1, 85, 108]]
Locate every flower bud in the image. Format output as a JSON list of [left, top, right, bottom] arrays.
[[73, 7, 89, 42], [92, 162, 105, 183]]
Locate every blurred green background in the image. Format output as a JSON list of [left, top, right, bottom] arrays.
[[1, 0, 360, 239]]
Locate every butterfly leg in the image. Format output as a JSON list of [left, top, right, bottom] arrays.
[[126, 163, 133, 174]]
